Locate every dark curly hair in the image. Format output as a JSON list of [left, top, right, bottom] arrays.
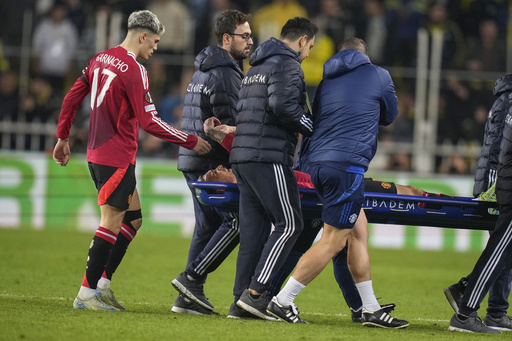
[[280, 17, 318, 42], [214, 10, 251, 46]]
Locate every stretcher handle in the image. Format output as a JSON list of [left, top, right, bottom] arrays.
[[365, 192, 498, 209], [188, 181, 498, 209]]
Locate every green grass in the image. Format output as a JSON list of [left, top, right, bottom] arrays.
[[0, 228, 505, 340]]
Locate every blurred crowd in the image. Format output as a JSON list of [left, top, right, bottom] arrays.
[[0, 0, 509, 173]]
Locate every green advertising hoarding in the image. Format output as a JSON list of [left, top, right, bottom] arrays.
[[0, 152, 194, 235], [0, 152, 489, 252]]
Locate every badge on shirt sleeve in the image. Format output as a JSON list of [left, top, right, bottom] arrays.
[[381, 182, 392, 190], [144, 91, 153, 104]]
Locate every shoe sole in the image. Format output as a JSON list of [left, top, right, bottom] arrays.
[[236, 300, 278, 321], [266, 302, 304, 324], [227, 314, 259, 320], [171, 279, 214, 311], [486, 325, 512, 331], [448, 325, 501, 334], [96, 291, 126, 311], [73, 300, 88, 310], [267, 309, 306, 324], [266, 309, 284, 322], [448, 326, 475, 333], [443, 287, 460, 314], [73, 298, 119, 311], [362, 321, 409, 329], [102, 300, 126, 311], [352, 304, 394, 323], [171, 305, 207, 314]]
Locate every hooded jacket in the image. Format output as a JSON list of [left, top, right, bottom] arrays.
[[473, 74, 512, 197], [495, 76, 512, 205], [178, 46, 244, 172], [229, 38, 313, 167], [305, 49, 398, 170]]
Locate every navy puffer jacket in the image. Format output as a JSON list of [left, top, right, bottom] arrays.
[[306, 49, 398, 170], [473, 74, 512, 197], [230, 38, 313, 167], [178, 46, 244, 172]]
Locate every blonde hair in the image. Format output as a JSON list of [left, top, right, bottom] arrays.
[[127, 10, 165, 35]]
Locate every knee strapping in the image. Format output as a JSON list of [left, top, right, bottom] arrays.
[[123, 209, 142, 230]]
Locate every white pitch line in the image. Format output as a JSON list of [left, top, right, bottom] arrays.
[[0, 293, 451, 322], [0, 293, 71, 301]]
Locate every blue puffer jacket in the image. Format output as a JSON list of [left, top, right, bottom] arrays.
[[473, 74, 512, 197], [229, 38, 313, 167], [177, 46, 244, 172], [305, 49, 398, 170]]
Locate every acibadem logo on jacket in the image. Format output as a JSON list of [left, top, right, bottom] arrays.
[[506, 113, 512, 127], [242, 74, 266, 85], [187, 82, 212, 95]]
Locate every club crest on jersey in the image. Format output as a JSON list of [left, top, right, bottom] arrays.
[[381, 182, 392, 190], [144, 91, 153, 104], [349, 213, 358, 224]]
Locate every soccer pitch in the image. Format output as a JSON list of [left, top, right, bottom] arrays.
[[0, 228, 505, 340]]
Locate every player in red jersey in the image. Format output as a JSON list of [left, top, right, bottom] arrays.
[[53, 10, 211, 311]]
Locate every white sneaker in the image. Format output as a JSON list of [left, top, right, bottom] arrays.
[[96, 288, 126, 311], [73, 294, 120, 311]]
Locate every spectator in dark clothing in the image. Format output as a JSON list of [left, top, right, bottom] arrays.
[[423, 1, 466, 70], [0, 71, 19, 121], [314, 0, 354, 49], [0, 71, 19, 149], [466, 19, 506, 73]]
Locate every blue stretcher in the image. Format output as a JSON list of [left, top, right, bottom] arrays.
[[188, 181, 499, 231]]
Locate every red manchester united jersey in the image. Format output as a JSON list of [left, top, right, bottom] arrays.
[[57, 46, 198, 168]]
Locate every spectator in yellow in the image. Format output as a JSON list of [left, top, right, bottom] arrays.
[[252, 0, 308, 43], [301, 21, 335, 96]]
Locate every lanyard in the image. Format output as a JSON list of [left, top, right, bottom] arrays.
[[306, 92, 313, 115]]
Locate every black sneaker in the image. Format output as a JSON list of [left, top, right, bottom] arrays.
[[236, 289, 278, 321], [443, 283, 463, 314], [351, 308, 364, 323], [449, 312, 501, 333], [266, 296, 307, 324], [381, 303, 396, 313], [171, 272, 214, 311], [171, 294, 220, 315], [362, 309, 409, 329], [484, 315, 512, 331], [351, 303, 395, 323], [227, 303, 260, 320]]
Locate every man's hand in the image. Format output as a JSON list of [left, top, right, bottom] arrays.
[[216, 124, 236, 135], [203, 117, 221, 134], [193, 136, 212, 155], [53, 138, 71, 166], [204, 117, 236, 144]]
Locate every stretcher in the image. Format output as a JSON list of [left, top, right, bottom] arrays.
[[188, 181, 500, 231]]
